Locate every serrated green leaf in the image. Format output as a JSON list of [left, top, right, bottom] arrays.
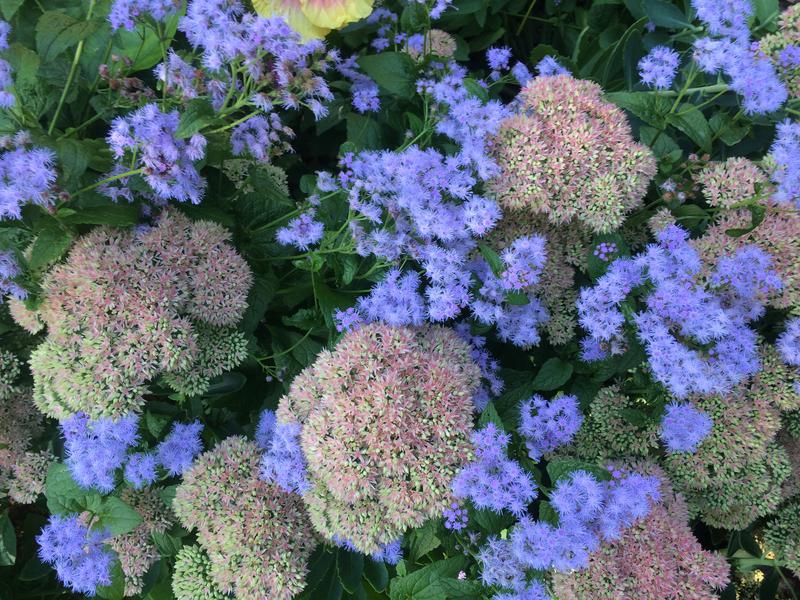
[[96, 497, 143, 536], [643, 0, 690, 28], [175, 98, 216, 139], [96, 561, 126, 600], [668, 104, 712, 152], [408, 519, 441, 562], [357, 52, 416, 98], [29, 227, 72, 271], [337, 549, 364, 594], [477, 402, 504, 430], [389, 557, 467, 600], [531, 358, 573, 391], [606, 91, 671, 129], [478, 242, 504, 276], [61, 205, 140, 226], [546, 458, 612, 485], [363, 559, 388, 592], [46, 462, 101, 515], [36, 11, 101, 63], [112, 12, 180, 72], [0, 0, 24, 20], [0, 511, 15, 566]]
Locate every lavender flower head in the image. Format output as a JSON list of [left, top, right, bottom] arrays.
[[62, 412, 139, 493], [276, 210, 324, 251], [778, 317, 800, 367], [536, 56, 570, 76], [659, 402, 713, 453], [37, 514, 114, 596], [692, 0, 752, 41], [519, 394, 583, 461], [638, 46, 680, 89], [124, 452, 158, 489], [0, 135, 57, 220], [257, 409, 311, 494], [577, 224, 781, 398], [0, 250, 26, 301], [452, 423, 538, 516], [109, 0, 181, 30], [156, 420, 204, 476], [768, 119, 800, 207]]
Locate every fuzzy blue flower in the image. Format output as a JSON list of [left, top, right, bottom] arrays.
[[37, 515, 114, 596], [487, 46, 512, 71], [691, 0, 752, 41], [769, 119, 800, 207], [452, 423, 537, 516], [109, 0, 180, 30], [124, 452, 158, 489], [62, 413, 139, 493], [0, 135, 57, 220], [0, 250, 26, 300], [778, 317, 800, 367], [156, 420, 203, 476], [276, 210, 324, 252], [519, 394, 583, 461], [659, 401, 713, 453], [638, 46, 679, 89], [536, 56, 570, 77], [258, 410, 311, 495], [356, 269, 426, 326]]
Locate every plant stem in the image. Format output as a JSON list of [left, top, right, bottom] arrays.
[[48, 0, 97, 136], [73, 168, 144, 197]]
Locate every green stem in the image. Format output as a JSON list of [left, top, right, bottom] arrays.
[[48, 0, 97, 136], [208, 110, 259, 134], [254, 329, 314, 363], [73, 167, 144, 196], [515, 0, 537, 36], [778, 567, 799, 600], [247, 207, 304, 234], [649, 83, 729, 98]]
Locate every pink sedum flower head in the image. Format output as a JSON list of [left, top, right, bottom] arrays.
[[28, 210, 253, 420], [695, 157, 770, 209], [173, 436, 317, 600], [489, 75, 656, 233], [276, 323, 481, 554], [759, 4, 800, 99], [551, 465, 730, 599]]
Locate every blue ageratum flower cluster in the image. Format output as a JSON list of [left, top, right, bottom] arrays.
[[36, 515, 114, 596], [108, 0, 181, 30], [691, 0, 787, 114], [638, 45, 679, 89], [0, 250, 25, 301], [0, 20, 14, 108], [62, 413, 204, 492], [519, 394, 583, 461], [768, 119, 800, 208], [452, 423, 538, 516], [0, 131, 57, 220], [256, 409, 311, 494], [577, 224, 781, 398], [480, 470, 660, 596], [321, 61, 551, 347], [107, 104, 207, 204], [659, 401, 713, 453]]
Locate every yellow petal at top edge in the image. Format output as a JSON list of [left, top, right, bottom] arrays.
[[252, 0, 331, 39], [299, 0, 374, 31]]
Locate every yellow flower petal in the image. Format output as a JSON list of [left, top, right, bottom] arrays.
[[299, 0, 373, 30], [252, 0, 331, 39]]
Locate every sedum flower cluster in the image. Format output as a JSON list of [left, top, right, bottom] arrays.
[[173, 436, 317, 600], [274, 323, 480, 553], [0, 350, 51, 504], [489, 74, 657, 234], [27, 210, 252, 420]]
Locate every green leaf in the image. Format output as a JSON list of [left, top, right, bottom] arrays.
[[175, 98, 216, 139], [546, 458, 612, 484], [709, 113, 749, 147], [389, 557, 467, 600], [151, 531, 183, 558], [606, 91, 671, 129], [0, 0, 24, 20], [55, 138, 90, 184], [29, 227, 72, 271], [0, 511, 15, 566], [400, 2, 428, 31], [96, 497, 143, 536], [112, 13, 180, 72], [36, 11, 102, 63], [671, 204, 709, 228], [639, 125, 681, 158], [62, 205, 140, 226], [337, 549, 364, 594], [753, 0, 778, 25], [357, 52, 417, 98], [726, 204, 766, 237], [408, 519, 441, 562], [643, 0, 691, 28], [46, 462, 101, 515], [363, 559, 388, 592], [19, 555, 51, 581], [437, 578, 484, 599], [346, 113, 382, 151], [477, 402, 505, 430], [96, 561, 126, 600], [204, 372, 247, 395], [538, 500, 559, 525], [478, 242, 504, 276], [668, 104, 712, 152], [472, 508, 514, 534], [531, 358, 573, 391], [5, 43, 41, 88]]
